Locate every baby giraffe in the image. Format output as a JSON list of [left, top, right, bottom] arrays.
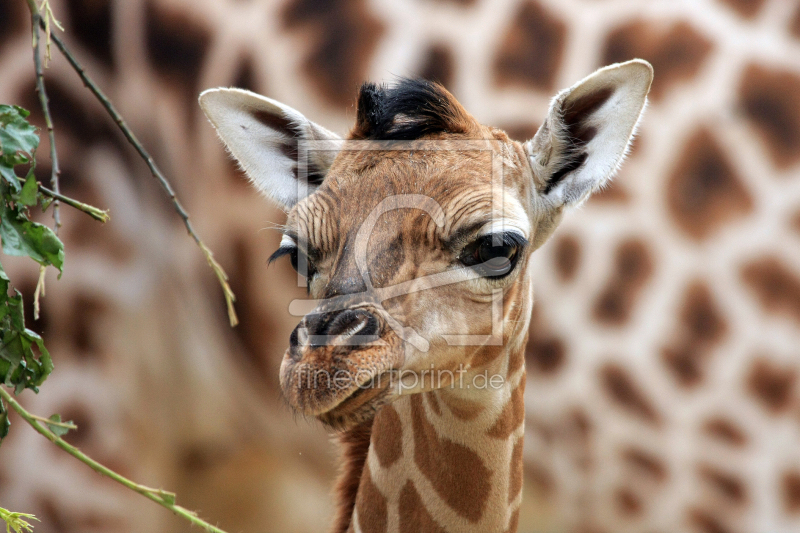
[[200, 60, 652, 533]]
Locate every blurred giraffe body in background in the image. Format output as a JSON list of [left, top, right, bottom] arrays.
[[1, 1, 800, 532]]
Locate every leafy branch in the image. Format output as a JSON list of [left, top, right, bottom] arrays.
[[32, 10, 238, 326], [0, 507, 38, 533], [0, 387, 228, 533]]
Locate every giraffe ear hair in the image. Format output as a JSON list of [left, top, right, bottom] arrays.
[[525, 59, 653, 208], [199, 88, 342, 210]]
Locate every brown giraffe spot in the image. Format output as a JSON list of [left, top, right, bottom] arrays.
[[355, 463, 388, 533], [507, 344, 525, 376], [666, 128, 753, 240], [702, 417, 748, 447], [688, 508, 736, 533], [282, 0, 384, 107], [698, 464, 747, 504], [602, 20, 712, 101], [371, 405, 403, 468], [782, 471, 800, 513], [792, 5, 800, 39], [615, 487, 643, 517], [487, 379, 526, 439], [493, 1, 566, 92], [66, 0, 114, 69], [439, 392, 484, 421], [662, 281, 728, 387], [410, 394, 491, 522], [527, 462, 556, 497], [425, 391, 441, 417], [526, 306, 568, 375], [419, 43, 456, 88], [334, 419, 373, 533], [232, 55, 260, 94], [601, 364, 661, 424], [508, 436, 524, 503], [593, 239, 654, 325], [398, 480, 447, 533], [792, 211, 800, 235], [718, 0, 766, 19], [505, 508, 520, 533], [745, 357, 797, 414], [589, 181, 631, 203], [227, 238, 279, 384], [622, 447, 668, 482], [741, 257, 800, 324], [740, 64, 800, 169], [553, 234, 581, 282], [145, 1, 210, 96]]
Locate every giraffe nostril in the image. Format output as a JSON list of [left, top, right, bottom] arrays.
[[326, 309, 379, 340]]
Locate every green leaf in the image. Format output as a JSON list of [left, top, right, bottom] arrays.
[[0, 105, 39, 158], [46, 413, 74, 437], [19, 174, 38, 206], [0, 205, 64, 271]]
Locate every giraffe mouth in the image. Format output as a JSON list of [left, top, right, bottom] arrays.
[[316, 371, 395, 429]]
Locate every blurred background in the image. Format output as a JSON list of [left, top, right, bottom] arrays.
[[1, 0, 800, 532]]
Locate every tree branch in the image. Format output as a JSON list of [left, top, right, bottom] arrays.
[[0, 387, 230, 533], [30, 10, 61, 235], [29, 11, 238, 327], [39, 184, 110, 222]]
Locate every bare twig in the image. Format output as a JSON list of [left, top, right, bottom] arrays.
[[0, 387, 230, 533], [29, 9, 61, 234], [39, 184, 110, 222], [42, 27, 238, 326]]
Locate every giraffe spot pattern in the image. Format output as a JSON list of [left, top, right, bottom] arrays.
[[493, 1, 566, 92], [553, 234, 581, 283], [439, 393, 484, 421], [622, 447, 668, 482], [740, 64, 800, 169], [527, 462, 556, 497], [688, 508, 736, 533], [615, 487, 643, 517], [782, 471, 800, 514], [698, 464, 747, 504], [741, 256, 800, 324], [398, 480, 447, 533], [745, 357, 797, 414], [410, 394, 491, 522], [487, 379, 526, 439], [601, 364, 661, 424], [425, 392, 442, 417], [662, 281, 728, 387], [602, 20, 712, 101], [504, 508, 520, 533], [718, 0, 766, 19], [593, 239, 654, 325], [371, 405, 403, 468], [232, 55, 261, 94], [145, 1, 210, 96], [419, 43, 456, 88], [526, 306, 568, 376], [588, 181, 631, 203], [666, 128, 753, 240], [702, 417, 748, 447], [282, 0, 384, 106], [508, 436, 524, 503], [355, 463, 388, 533], [66, 0, 114, 70]]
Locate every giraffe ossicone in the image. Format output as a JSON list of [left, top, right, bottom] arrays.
[[200, 59, 653, 533]]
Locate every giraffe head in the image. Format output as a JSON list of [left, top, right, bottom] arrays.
[[200, 60, 652, 430]]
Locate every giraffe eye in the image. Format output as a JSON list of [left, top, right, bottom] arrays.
[[269, 245, 317, 278], [459, 233, 527, 279]]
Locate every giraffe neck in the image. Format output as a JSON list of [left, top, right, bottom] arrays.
[[342, 355, 526, 533]]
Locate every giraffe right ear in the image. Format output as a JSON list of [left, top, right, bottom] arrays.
[[199, 88, 342, 210], [525, 59, 653, 209]]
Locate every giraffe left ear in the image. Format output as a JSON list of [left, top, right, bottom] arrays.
[[525, 59, 653, 208]]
